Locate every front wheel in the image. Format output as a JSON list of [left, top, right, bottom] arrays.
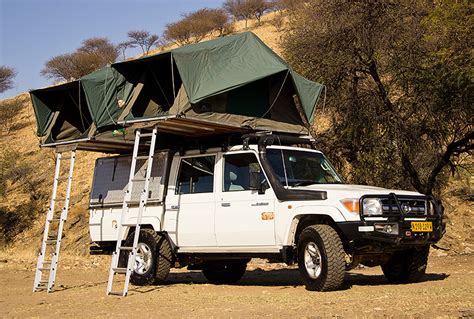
[[297, 224, 345, 291], [381, 245, 430, 283], [202, 260, 247, 284]]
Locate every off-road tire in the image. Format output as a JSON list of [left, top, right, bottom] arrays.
[[121, 229, 173, 286], [202, 260, 247, 285], [382, 245, 430, 283], [297, 224, 345, 291], [153, 232, 173, 284]]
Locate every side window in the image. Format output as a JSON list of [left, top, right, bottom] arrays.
[[176, 156, 215, 194], [223, 153, 263, 192]]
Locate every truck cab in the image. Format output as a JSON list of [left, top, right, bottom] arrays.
[[89, 133, 444, 291]]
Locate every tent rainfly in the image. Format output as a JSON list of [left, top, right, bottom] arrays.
[[30, 32, 325, 152]]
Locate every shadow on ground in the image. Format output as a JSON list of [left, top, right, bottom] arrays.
[[52, 267, 449, 294], [163, 268, 449, 289]]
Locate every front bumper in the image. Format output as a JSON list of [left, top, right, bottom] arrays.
[[338, 218, 445, 246], [338, 193, 445, 246]]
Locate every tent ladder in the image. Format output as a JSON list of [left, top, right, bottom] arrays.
[[33, 149, 76, 293], [106, 126, 158, 296]]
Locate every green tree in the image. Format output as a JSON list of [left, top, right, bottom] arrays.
[[41, 37, 118, 82], [282, 0, 473, 195]]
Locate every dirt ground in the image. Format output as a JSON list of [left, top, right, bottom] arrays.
[[1, 253, 473, 318]]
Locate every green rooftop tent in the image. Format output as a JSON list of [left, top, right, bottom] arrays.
[[110, 32, 324, 136], [30, 80, 94, 144], [30, 67, 136, 152], [30, 32, 325, 152]]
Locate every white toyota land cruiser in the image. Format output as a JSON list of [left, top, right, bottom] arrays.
[[89, 133, 444, 291]]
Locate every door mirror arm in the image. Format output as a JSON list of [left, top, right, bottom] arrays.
[[249, 172, 266, 195]]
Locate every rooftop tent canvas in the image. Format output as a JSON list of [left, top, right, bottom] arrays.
[[30, 67, 134, 145], [29, 32, 325, 149], [30, 80, 95, 144], [112, 32, 325, 134], [80, 67, 135, 130]]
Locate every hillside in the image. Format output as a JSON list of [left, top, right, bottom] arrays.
[[0, 12, 472, 259]]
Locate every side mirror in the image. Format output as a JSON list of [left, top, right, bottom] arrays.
[[249, 171, 265, 194]]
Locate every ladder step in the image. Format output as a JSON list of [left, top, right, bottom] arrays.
[[108, 291, 126, 296], [106, 128, 157, 297], [135, 155, 150, 160], [112, 267, 128, 274], [139, 133, 155, 137], [34, 150, 76, 293], [121, 222, 142, 227]]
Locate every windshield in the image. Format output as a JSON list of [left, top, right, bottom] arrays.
[[266, 148, 343, 187]]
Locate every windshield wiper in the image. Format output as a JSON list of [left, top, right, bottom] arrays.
[[291, 180, 318, 187]]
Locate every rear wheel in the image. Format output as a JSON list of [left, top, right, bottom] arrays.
[[297, 224, 345, 291], [121, 229, 173, 286], [202, 260, 247, 284], [382, 245, 430, 283]]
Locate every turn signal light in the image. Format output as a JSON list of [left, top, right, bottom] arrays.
[[341, 199, 360, 214]]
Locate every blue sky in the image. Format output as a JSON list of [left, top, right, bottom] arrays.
[[0, 0, 222, 99]]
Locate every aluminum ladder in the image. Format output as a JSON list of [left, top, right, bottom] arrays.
[[107, 127, 158, 296], [33, 149, 76, 293]]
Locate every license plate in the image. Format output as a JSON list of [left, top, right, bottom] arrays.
[[411, 221, 432, 232]]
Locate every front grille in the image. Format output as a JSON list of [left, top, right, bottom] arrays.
[[381, 198, 429, 216]]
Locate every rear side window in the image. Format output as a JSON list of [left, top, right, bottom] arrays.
[[176, 156, 215, 194]]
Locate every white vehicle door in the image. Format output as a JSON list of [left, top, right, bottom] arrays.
[[215, 151, 276, 247], [165, 154, 217, 247]]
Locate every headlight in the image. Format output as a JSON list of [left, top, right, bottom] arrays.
[[363, 198, 383, 216]]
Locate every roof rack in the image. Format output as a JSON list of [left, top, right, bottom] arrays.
[[242, 131, 316, 150]]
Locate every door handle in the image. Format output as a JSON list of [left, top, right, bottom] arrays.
[[221, 203, 231, 207], [170, 205, 179, 209]]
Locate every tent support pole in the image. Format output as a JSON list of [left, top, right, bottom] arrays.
[[171, 54, 176, 100]]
